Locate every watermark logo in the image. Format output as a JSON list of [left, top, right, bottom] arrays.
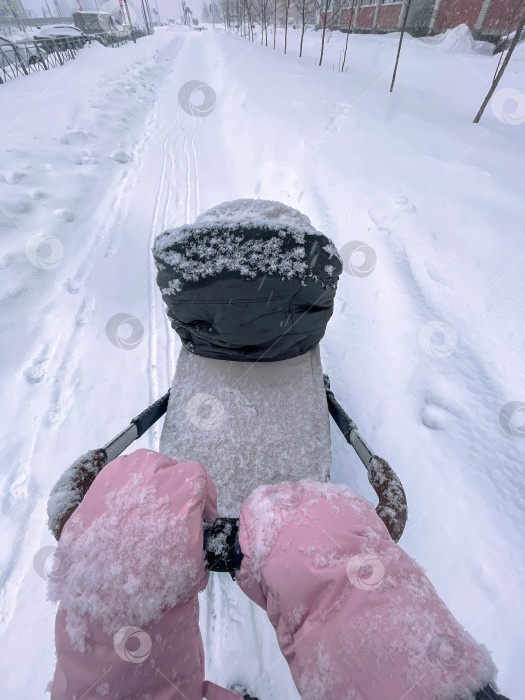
[[499, 401, 525, 438], [426, 634, 464, 669], [33, 546, 71, 582], [25, 233, 64, 270], [114, 626, 152, 663], [105, 313, 144, 350], [340, 241, 377, 278], [346, 554, 385, 591], [178, 80, 216, 117], [491, 88, 525, 126], [276, 482, 305, 509], [419, 321, 457, 358], [186, 393, 225, 430]]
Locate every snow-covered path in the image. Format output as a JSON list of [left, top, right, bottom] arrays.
[[1, 25, 524, 698]]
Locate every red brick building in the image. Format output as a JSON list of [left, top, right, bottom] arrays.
[[324, 0, 525, 41]]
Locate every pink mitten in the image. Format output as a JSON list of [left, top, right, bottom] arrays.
[[236, 480, 497, 700], [49, 449, 243, 700]]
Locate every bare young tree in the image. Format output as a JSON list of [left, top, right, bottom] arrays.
[[340, 0, 357, 71], [254, 0, 272, 44], [390, 0, 414, 91], [474, 11, 525, 123], [221, 0, 232, 29], [282, 0, 292, 53], [240, 0, 248, 37], [237, 0, 247, 34], [294, 0, 314, 57], [315, 0, 343, 66], [202, 1, 211, 22], [273, 0, 278, 48], [244, 0, 255, 41]]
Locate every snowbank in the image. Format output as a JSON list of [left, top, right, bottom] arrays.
[[420, 24, 495, 55]]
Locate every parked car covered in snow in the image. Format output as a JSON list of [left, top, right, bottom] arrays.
[[15, 41, 48, 65], [494, 28, 525, 54], [0, 37, 48, 66], [72, 11, 133, 44], [0, 35, 50, 82], [0, 36, 26, 73], [33, 24, 90, 53]]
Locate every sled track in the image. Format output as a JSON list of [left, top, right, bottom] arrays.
[[147, 102, 203, 448]]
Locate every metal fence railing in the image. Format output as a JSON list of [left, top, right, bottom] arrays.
[[0, 32, 134, 86]]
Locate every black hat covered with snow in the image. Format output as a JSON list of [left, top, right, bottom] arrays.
[[152, 199, 342, 362]]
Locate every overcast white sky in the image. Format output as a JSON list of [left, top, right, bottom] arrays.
[[21, 0, 204, 23]]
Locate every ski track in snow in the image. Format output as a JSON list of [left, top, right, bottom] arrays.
[[147, 75, 205, 448]]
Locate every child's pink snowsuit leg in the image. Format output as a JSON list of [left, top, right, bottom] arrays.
[[236, 480, 498, 700], [49, 449, 243, 700]]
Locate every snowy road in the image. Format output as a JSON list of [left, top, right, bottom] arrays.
[[0, 25, 524, 698]]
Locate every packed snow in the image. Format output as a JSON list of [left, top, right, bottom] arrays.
[[160, 344, 331, 516], [0, 19, 524, 700]]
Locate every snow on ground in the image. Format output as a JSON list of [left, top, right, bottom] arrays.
[[0, 22, 524, 699]]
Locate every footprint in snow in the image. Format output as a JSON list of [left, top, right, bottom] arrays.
[[424, 261, 451, 286], [24, 358, 50, 383], [0, 207, 18, 228], [111, 150, 131, 164], [421, 393, 461, 431], [5, 200, 32, 215], [59, 130, 91, 146], [255, 160, 303, 201], [81, 155, 99, 165], [0, 253, 15, 269], [66, 278, 83, 294], [368, 195, 416, 232], [73, 153, 99, 166], [8, 171, 27, 184], [54, 209, 75, 222], [76, 297, 95, 326], [10, 472, 29, 501], [30, 190, 48, 200], [48, 403, 68, 425]]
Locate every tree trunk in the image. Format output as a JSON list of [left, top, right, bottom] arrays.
[[284, 1, 289, 53], [274, 0, 277, 49], [340, 0, 355, 72], [318, 0, 330, 67], [319, 18, 327, 66], [299, 6, 305, 57], [246, 2, 253, 41], [474, 12, 525, 123], [390, 0, 413, 92]]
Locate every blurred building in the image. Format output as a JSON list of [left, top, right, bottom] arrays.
[[0, 0, 27, 17], [323, 0, 525, 42]]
